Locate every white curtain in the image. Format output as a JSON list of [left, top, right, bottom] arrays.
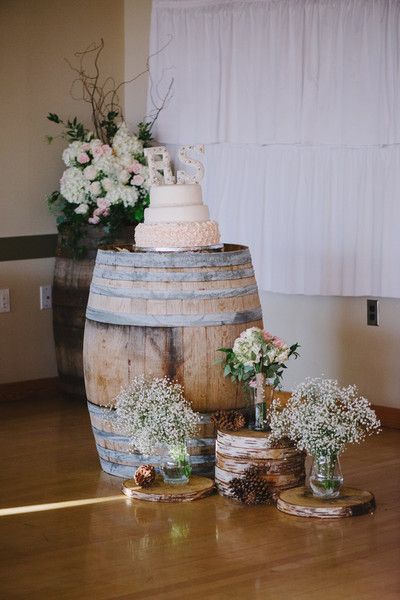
[[148, 0, 400, 297]]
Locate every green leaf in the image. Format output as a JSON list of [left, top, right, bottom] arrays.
[[47, 113, 62, 123]]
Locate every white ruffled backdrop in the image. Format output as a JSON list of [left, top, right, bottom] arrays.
[[147, 0, 400, 298]]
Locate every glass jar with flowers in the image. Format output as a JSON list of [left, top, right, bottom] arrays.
[[115, 376, 199, 485], [218, 327, 299, 431], [269, 377, 381, 498]]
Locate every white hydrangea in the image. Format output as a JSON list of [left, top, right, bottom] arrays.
[[269, 377, 381, 457], [60, 167, 90, 204], [74, 203, 89, 214], [62, 141, 86, 167], [92, 154, 115, 176], [114, 376, 199, 456], [113, 122, 143, 159], [106, 184, 138, 207]]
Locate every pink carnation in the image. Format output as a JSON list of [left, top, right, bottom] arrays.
[[97, 198, 111, 211], [91, 146, 104, 159], [272, 337, 284, 348], [77, 153, 90, 164], [88, 215, 100, 224], [102, 144, 112, 157], [132, 174, 144, 186]]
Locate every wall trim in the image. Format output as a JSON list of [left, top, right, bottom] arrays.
[[372, 405, 400, 430], [0, 377, 60, 402], [0, 234, 57, 262], [0, 379, 398, 429]]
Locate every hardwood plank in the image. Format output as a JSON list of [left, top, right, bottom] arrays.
[[0, 392, 399, 599]]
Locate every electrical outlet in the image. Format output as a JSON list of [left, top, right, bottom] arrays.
[[0, 288, 10, 313], [367, 299, 379, 326], [40, 285, 52, 310]]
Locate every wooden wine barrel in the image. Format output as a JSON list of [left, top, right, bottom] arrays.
[[215, 429, 306, 498], [83, 244, 263, 412], [87, 401, 216, 478], [52, 227, 133, 396]]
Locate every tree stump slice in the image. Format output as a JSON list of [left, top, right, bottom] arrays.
[[122, 475, 215, 502], [277, 486, 376, 519], [215, 429, 306, 499]]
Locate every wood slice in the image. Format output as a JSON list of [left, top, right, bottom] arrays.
[[122, 475, 215, 502], [277, 486, 376, 519], [215, 429, 306, 498]]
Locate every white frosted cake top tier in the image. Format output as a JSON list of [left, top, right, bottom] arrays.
[[149, 184, 202, 208]]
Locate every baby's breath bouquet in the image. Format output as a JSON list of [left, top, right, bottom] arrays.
[[269, 377, 381, 497], [115, 376, 198, 483]]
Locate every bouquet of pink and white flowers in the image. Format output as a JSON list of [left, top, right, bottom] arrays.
[[47, 117, 151, 257], [219, 327, 299, 389]]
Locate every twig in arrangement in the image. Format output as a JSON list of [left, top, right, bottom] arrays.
[[63, 37, 174, 144]]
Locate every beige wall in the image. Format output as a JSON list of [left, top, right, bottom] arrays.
[[124, 0, 399, 409], [3, 0, 399, 411], [261, 293, 400, 408], [0, 0, 149, 384]]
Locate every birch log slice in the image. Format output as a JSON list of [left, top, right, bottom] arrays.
[[215, 429, 306, 498], [122, 475, 215, 502], [277, 486, 376, 518]]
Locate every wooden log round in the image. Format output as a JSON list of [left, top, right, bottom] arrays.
[[277, 486, 376, 519], [83, 244, 263, 412], [122, 475, 215, 502], [53, 227, 133, 396], [215, 429, 306, 498], [87, 401, 216, 478]]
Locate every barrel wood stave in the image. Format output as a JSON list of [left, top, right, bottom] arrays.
[[83, 244, 263, 413]]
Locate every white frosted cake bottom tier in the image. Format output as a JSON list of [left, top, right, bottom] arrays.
[[135, 220, 220, 248]]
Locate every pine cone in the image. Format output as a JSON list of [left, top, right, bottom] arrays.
[[229, 465, 272, 505], [268, 436, 296, 449], [212, 410, 246, 431], [134, 464, 156, 488]]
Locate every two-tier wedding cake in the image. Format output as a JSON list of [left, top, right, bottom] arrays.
[[134, 145, 220, 249]]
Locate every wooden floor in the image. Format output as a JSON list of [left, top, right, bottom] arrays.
[[0, 393, 399, 600]]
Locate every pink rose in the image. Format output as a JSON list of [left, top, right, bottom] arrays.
[[249, 379, 257, 388], [263, 331, 274, 342], [88, 216, 100, 224], [132, 174, 144, 186], [77, 153, 90, 164], [128, 160, 142, 174], [82, 143, 90, 151]]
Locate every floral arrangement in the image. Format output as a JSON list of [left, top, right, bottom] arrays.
[[114, 376, 198, 458], [219, 327, 299, 388], [46, 39, 172, 257], [269, 377, 381, 457], [48, 120, 150, 257]]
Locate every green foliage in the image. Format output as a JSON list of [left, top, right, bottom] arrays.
[[99, 111, 120, 144], [46, 113, 91, 143], [137, 121, 153, 143]]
